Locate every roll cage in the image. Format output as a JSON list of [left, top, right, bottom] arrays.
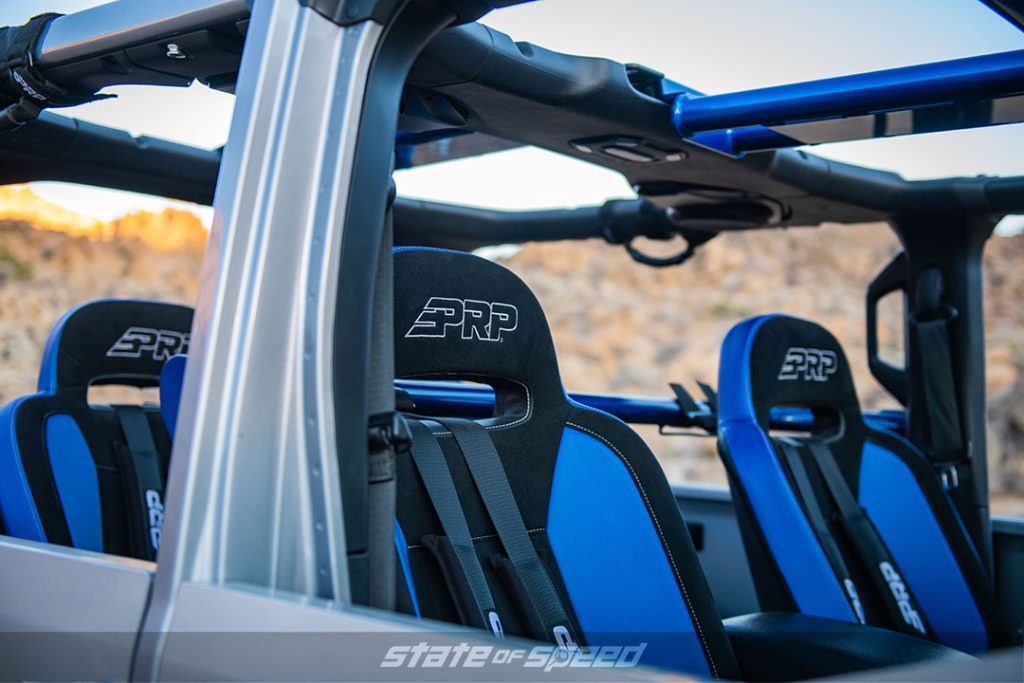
[[0, 0, 1022, 679]]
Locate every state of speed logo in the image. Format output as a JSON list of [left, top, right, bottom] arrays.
[[405, 297, 518, 342]]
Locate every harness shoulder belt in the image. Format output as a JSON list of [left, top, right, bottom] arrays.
[[407, 419, 503, 636], [777, 439, 865, 623], [437, 417, 578, 648], [805, 439, 934, 640], [112, 405, 164, 561]]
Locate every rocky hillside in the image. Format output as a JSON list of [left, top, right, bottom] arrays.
[[1, 186, 1021, 513], [0, 187, 204, 401]]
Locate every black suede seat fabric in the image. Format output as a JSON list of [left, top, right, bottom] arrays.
[[391, 247, 740, 679]]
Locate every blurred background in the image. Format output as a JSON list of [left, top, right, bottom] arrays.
[[1, 0, 1022, 512]]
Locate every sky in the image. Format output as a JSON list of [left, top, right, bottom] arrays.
[[5, 0, 1024, 229]]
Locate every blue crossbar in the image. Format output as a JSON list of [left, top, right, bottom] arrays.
[[672, 49, 1024, 155], [395, 380, 906, 434]]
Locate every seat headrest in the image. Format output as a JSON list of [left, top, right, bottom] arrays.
[[719, 314, 860, 429], [394, 248, 565, 414], [38, 299, 193, 393]]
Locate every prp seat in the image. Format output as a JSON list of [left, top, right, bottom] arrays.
[[152, 254, 968, 679], [392, 247, 740, 678], [0, 299, 192, 560], [716, 314, 1004, 654]]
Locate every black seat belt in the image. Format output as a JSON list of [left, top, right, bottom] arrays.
[[366, 181, 398, 611], [804, 439, 934, 640], [437, 418, 579, 649], [911, 268, 966, 488], [407, 420, 504, 637], [776, 439, 865, 624], [914, 314, 965, 483], [112, 405, 164, 561]]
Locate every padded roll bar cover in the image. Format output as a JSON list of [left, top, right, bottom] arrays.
[[724, 612, 973, 682], [393, 247, 564, 415], [38, 299, 193, 393]]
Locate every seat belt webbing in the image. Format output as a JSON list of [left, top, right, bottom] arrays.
[[805, 440, 933, 640], [366, 190, 397, 610], [777, 439, 865, 624], [915, 315, 965, 466], [112, 405, 164, 561], [437, 418, 578, 648], [407, 420, 503, 636]]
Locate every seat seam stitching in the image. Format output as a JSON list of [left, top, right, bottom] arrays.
[[406, 527, 546, 550]]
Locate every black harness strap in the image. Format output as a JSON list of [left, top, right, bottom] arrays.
[[366, 192, 398, 611], [437, 417, 579, 649], [407, 420, 503, 636], [777, 439, 865, 624], [805, 439, 934, 640], [112, 405, 164, 561], [909, 268, 967, 490], [914, 314, 965, 467], [0, 14, 113, 131]]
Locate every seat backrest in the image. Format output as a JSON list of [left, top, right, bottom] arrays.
[[391, 247, 739, 678], [716, 314, 1003, 653], [0, 299, 192, 560]]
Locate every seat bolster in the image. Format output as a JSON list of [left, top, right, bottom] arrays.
[[160, 354, 187, 435], [45, 413, 103, 552], [0, 396, 47, 542], [859, 432, 998, 652], [720, 419, 854, 622], [552, 405, 742, 680]]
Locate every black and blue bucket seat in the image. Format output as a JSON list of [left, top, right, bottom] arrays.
[[716, 314, 1005, 654], [389, 250, 967, 679], [391, 247, 741, 677], [1, 277, 972, 680], [0, 299, 191, 561]]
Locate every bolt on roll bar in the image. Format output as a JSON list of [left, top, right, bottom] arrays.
[[672, 49, 1024, 156]]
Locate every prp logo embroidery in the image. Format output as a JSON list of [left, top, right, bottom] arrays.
[[146, 489, 164, 551], [406, 297, 518, 342], [778, 347, 838, 382], [107, 327, 190, 361], [13, 72, 46, 101]]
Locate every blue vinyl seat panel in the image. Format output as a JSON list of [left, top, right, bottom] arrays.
[[0, 299, 192, 560], [716, 314, 1004, 653]]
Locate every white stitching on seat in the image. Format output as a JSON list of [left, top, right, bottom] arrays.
[[565, 420, 720, 679]]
